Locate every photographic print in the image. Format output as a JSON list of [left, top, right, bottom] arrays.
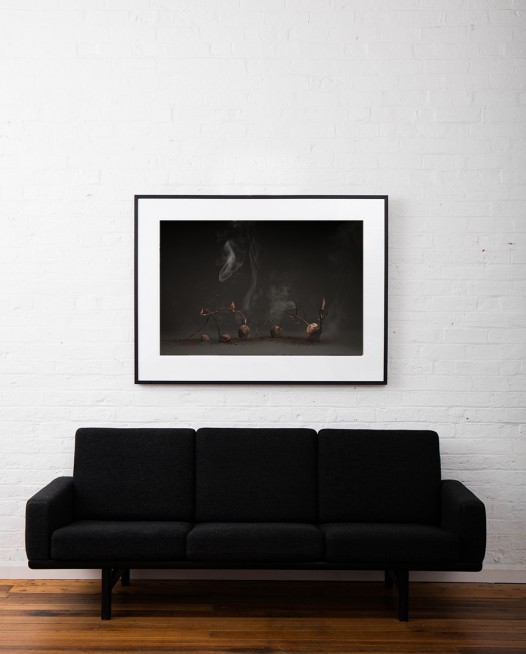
[[160, 220, 363, 357], [135, 196, 387, 383]]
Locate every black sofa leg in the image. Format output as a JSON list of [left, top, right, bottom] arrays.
[[101, 568, 112, 620], [397, 570, 409, 622], [121, 569, 130, 587], [386, 569, 409, 621], [101, 568, 128, 619]]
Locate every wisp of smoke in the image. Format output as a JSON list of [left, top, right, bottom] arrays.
[[218, 240, 243, 283], [267, 284, 296, 323], [218, 230, 260, 313]]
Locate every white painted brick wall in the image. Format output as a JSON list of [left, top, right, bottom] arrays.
[[0, 0, 525, 579]]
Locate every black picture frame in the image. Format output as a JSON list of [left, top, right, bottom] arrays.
[[135, 195, 388, 384]]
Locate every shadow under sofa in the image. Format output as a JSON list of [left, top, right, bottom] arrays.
[[25, 427, 486, 620]]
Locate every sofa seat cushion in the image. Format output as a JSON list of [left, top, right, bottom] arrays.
[[322, 524, 459, 564], [51, 521, 192, 561], [187, 523, 324, 562]]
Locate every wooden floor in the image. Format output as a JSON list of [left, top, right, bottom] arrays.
[[0, 579, 525, 653]]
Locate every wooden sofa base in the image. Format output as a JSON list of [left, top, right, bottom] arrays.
[[100, 567, 409, 621], [28, 561, 482, 621]]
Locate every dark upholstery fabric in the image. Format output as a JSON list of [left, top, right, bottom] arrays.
[[51, 520, 191, 561], [318, 429, 442, 524], [187, 523, 324, 562], [195, 428, 318, 522], [441, 479, 486, 564], [25, 477, 74, 561], [322, 523, 459, 564], [73, 428, 195, 520], [25, 427, 487, 575]]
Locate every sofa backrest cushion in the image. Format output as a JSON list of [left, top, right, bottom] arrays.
[[196, 428, 318, 522], [318, 429, 441, 525], [73, 428, 195, 520]]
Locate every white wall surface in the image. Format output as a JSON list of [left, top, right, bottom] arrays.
[[0, 0, 525, 580]]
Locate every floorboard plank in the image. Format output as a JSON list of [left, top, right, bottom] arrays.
[[0, 580, 524, 653]]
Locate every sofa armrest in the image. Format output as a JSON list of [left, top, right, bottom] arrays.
[[441, 479, 486, 566], [25, 477, 74, 562]]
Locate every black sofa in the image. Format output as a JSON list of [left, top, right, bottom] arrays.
[[26, 427, 486, 621]]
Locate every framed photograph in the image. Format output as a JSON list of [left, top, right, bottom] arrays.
[[135, 195, 387, 384]]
